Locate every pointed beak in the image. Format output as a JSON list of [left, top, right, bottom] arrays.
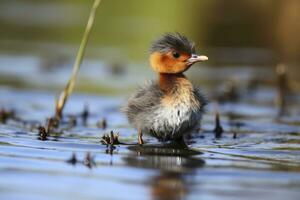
[[187, 54, 208, 65]]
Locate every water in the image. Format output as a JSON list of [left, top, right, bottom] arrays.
[[0, 56, 300, 199], [1, 0, 300, 199]]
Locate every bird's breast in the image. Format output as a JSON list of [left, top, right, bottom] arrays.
[[152, 89, 201, 132], [155, 102, 192, 127]]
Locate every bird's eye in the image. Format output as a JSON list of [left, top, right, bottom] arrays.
[[172, 52, 180, 58]]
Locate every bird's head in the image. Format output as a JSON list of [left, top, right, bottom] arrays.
[[149, 33, 208, 74]]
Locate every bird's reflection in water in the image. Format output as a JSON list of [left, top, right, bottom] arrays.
[[125, 144, 205, 200]]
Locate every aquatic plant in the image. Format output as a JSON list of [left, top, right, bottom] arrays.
[[55, 0, 102, 119]]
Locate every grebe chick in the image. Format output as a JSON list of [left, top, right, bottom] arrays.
[[123, 33, 208, 144]]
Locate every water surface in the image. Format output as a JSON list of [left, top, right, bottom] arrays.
[[0, 64, 299, 199]]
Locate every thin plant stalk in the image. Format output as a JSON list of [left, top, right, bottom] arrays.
[[55, 0, 102, 119]]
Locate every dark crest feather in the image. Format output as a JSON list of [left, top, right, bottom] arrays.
[[150, 32, 196, 54]]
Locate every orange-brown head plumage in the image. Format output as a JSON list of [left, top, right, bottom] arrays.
[[149, 33, 208, 74]]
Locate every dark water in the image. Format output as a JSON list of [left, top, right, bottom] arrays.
[[0, 57, 300, 200]]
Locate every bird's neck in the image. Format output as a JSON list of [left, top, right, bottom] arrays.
[[159, 73, 190, 93]]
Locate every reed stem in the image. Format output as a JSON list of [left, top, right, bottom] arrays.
[[55, 0, 102, 119]]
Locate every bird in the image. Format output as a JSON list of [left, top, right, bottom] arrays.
[[123, 33, 208, 144]]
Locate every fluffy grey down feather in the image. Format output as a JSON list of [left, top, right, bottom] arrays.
[[123, 81, 207, 142]]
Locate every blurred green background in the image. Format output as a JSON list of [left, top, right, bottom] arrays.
[[1, 0, 299, 62], [0, 0, 299, 94]]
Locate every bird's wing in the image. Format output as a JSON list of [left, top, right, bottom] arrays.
[[123, 81, 162, 122], [193, 87, 208, 112]]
